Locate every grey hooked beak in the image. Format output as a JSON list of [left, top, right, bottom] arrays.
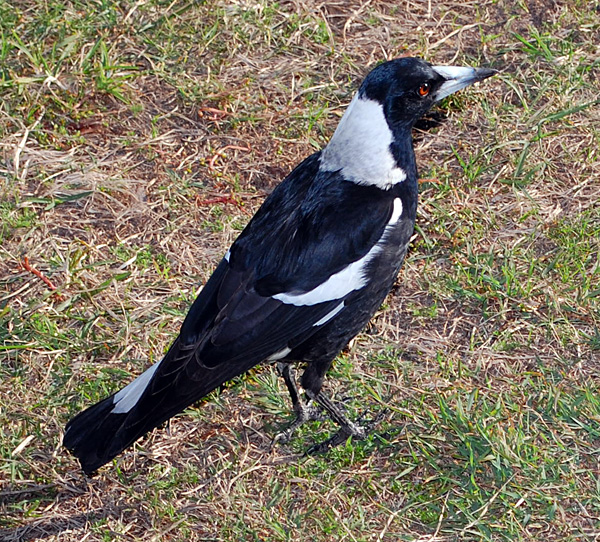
[[432, 65, 497, 101]]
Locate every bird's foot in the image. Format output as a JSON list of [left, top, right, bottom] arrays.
[[271, 402, 326, 448], [305, 410, 386, 455]]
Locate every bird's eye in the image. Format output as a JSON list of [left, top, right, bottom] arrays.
[[418, 83, 431, 97]]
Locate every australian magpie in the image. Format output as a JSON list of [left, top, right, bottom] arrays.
[[63, 57, 496, 474]]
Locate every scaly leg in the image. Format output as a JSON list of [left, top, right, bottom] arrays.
[[272, 363, 324, 446], [305, 389, 366, 439], [273, 363, 382, 453]]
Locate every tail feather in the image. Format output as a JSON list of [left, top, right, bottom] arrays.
[[63, 394, 130, 474], [63, 352, 259, 474]]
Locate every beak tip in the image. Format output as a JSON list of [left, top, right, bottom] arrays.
[[475, 67, 499, 80], [431, 64, 497, 102]]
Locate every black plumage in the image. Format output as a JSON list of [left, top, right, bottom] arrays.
[[64, 57, 495, 474]]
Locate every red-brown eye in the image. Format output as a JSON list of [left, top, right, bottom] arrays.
[[418, 83, 431, 96]]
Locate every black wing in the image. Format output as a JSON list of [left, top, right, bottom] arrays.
[[132, 151, 398, 414], [175, 152, 397, 368]]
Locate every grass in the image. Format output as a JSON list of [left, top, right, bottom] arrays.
[[1, 0, 600, 540]]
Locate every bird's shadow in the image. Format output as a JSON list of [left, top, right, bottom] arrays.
[[0, 483, 120, 542], [413, 110, 446, 136]]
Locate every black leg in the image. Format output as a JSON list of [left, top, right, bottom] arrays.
[[305, 389, 366, 438], [273, 363, 382, 453], [304, 395, 386, 455], [272, 363, 325, 446], [301, 361, 381, 451], [277, 363, 301, 409]]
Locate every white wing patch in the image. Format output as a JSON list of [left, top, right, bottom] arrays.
[[274, 199, 402, 307], [112, 361, 160, 414], [267, 346, 292, 361], [313, 302, 345, 327], [320, 95, 407, 189], [273, 250, 376, 306]]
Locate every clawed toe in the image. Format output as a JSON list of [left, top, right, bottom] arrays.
[[305, 422, 366, 455], [270, 402, 326, 450], [305, 409, 387, 455], [273, 362, 385, 455], [271, 428, 293, 447]]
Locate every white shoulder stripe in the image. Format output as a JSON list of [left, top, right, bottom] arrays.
[[273, 198, 402, 307], [112, 361, 160, 414], [389, 198, 402, 225]]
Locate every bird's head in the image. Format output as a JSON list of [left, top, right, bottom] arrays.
[[359, 57, 497, 129], [320, 57, 496, 189]]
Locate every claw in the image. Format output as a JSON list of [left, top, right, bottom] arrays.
[[270, 402, 325, 449], [273, 362, 386, 454], [305, 409, 387, 455]]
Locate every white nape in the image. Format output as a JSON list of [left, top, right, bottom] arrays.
[[112, 362, 160, 414], [224, 250, 231, 262], [313, 302, 345, 327], [267, 346, 292, 361], [320, 94, 407, 189]]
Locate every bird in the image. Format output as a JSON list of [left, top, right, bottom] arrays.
[[63, 57, 496, 474]]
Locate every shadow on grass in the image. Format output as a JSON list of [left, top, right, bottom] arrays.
[[0, 483, 122, 542], [414, 110, 446, 134]]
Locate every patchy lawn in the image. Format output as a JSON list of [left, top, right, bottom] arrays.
[[1, 1, 599, 540]]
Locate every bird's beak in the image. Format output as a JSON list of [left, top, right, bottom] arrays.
[[432, 65, 497, 101]]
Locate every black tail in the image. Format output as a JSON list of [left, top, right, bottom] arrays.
[[63, 343, 259, 474], [63, 394, 130, 474]]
